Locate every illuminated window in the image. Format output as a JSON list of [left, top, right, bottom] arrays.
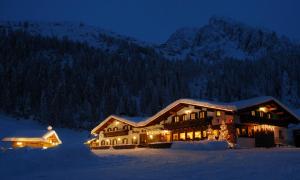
[[112, 139, 117, 145], [236, 128, 240, 136], [101, 140, 105, 145], [174, 116, 179, 123], [173, 133, 178, 141], [182, 114, 187, 121], [190, 113, 196, 120], [216, 111, 221, 117], [122, 138, 128, 144], [251, 111, 256, 116], [195, 131, 201, 139], [132, 137, 138, 144], [179, 133, 186, 140], [202, 130, 207, 138], [241, 128, 246, 136], [113, 127, 118, 131], [213, 130, 219, 137], [199, 111, 206, 119], [107, 128, 112, 132], [187, 132, 193, 140], [267, 113, 271, 119], [123, 125, 128, 130], [259, 111, 264, 117]]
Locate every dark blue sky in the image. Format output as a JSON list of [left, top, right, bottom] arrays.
[[1, 0, 299, 43]]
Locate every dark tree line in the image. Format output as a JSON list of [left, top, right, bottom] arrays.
[[0, 29, 299, 129]]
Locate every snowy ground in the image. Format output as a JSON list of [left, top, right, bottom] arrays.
[[1, 115, 300, 180]]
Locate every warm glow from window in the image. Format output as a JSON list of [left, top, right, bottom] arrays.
[[191, 113, 196, 120], [213, 130, 219, 137], [216, 111, 221, 117], [199, 111, 205, 119], [115, 121, 119, 125], [187, 132, 193, 140], [149, 135, 153, 139], [174, 116, 179, 123], [173, 134, 178, 140], [133, 136, 136, 139], [195, 131, 201, 139], [117, 138, 121, 141], [183, 114, 187, 121], [251, 111, 256, 116], [202, 131, 207, 137], [16, 142, 23, 146], [179, 133, 186, 140]]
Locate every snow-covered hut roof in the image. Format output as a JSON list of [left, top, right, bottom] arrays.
[[138, 98, 235, 126], [230, 96, 300, 120], [2, 130, 62, 144], [91, 115, 148, 135]]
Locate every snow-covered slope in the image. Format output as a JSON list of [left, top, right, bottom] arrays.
[[159, 17, 295, 61], [0, 21, 149, 54], [1, 115, 300, 180]]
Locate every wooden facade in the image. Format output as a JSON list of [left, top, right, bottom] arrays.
[[89, 97, 299, 149]]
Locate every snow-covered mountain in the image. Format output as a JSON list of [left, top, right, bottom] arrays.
[[0, 21, 150, 55], [1, 17, 297, 61], [159, 17, 295, 61]]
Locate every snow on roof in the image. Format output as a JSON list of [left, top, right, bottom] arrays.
[[2, 130, 62, 144], [229, 96, 274, 109], [91, 115, 148, 135], [91, 96, 300, 134], [138, 98, 235, 126], [294, 109, 300, 117]]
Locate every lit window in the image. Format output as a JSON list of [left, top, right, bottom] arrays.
[[241, 129, 246, 135], [174, 116, 179, 123], [216, 111, 221, 117], [202, 131, 207, 137], [187, 132, 193, 140], [199, 111, 206, 119], [236, 128, 240, 136], [182, 114, 187, 121], [251, 111, 256, 116], [190, 113, 196, 120], [173, 133, 178, 141], [267, 113, 271, 119], [195, 131, 201, 139], [179, 133, 186, 140], [259, 111, 264, 117], [213, 130, 219, 137]]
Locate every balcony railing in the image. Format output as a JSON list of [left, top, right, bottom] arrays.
[[164, 117, 212, 130], [103, 130, 129, 137], [239, 115, 289, 126]]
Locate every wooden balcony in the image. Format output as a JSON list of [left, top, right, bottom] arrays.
[[164, 117, 212, 130], [239, 115, 289, 127], [103, 130, 129, 137]]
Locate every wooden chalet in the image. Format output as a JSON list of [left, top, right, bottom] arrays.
[[89, 96, 299, 149], [2, 126, 62, 149]]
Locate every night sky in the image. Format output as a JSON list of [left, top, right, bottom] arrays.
[[1, 0, 299, 43]]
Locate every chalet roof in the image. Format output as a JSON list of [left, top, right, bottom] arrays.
[[91, 115, 148, 135], [2, 130, 62, 144], [91, 96, 300, 134]]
